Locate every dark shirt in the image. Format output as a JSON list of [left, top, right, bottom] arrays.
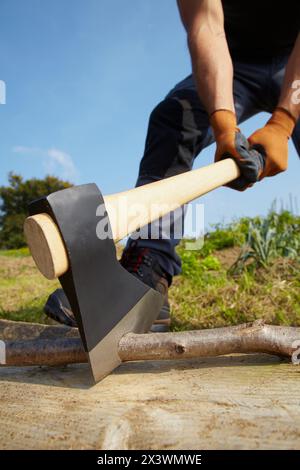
[[222, 0, 300, 59]]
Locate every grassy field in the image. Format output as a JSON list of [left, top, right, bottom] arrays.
[[0, 247, 60, 324], [0, 211, 300, 330]]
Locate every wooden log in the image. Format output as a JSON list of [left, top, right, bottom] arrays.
[[0, 319, 78, 341], [1, 320, 300, 367]]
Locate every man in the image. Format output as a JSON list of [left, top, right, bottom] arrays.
[[44, 0, 300, 331]]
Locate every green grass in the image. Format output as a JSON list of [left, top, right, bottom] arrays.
[[171, 256, 300, 330], [0, 252, 59, 323], [1, 247, 30, 257], [0, 211, 300, 329]]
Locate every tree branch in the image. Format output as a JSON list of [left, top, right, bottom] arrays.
[[1, 319, 300, 366]]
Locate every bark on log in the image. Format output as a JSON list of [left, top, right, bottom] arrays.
[[1, 319, 300, 366], [0, 319, 78, 341]]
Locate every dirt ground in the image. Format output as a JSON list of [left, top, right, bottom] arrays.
[[0, 353, 300, 450]]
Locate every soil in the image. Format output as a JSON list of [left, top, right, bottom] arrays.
[[214, 246, 241, 270]]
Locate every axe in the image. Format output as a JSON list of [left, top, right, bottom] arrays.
[[24, 159, 240, 383]]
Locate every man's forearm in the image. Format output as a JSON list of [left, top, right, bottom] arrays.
[[177, 0, 235, 116], [188, 26, 234, 115], [278, 33, 300, 121]]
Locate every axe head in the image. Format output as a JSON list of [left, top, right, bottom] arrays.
[[29, 184, 163, 383]]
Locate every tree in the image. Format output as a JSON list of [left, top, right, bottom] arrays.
[[0, 173, 72, 249]]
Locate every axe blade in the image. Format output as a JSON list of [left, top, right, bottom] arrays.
[[29, 184, 163, 383]]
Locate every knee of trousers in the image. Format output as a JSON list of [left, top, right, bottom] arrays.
[[139, 97, 205, 179], [148, 98, 185, 135], [139, 98, 185, 178]]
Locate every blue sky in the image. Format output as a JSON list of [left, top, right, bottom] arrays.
[[0, 0, 299, 232]]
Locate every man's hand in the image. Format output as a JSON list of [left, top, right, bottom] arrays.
[[248, 108, 296, 179], [251, 33, 299, 180], [211, 110, 265, 190]]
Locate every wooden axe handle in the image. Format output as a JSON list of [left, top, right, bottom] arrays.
[[24, 159, 240, 279]]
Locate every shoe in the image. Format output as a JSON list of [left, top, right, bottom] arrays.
[[44, 244, 172, 332], [44, 288, 77, 328], [120, 243, 171, 332]]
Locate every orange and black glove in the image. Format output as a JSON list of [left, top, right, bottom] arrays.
[[248, 107, 296, 179], [211, 109, 265, 191]]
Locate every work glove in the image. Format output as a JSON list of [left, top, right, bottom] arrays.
[[248, 107, 296, 179], [211, 109, 265, 191]]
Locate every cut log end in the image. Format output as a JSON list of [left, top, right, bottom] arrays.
[[24, 213, 69, 280]]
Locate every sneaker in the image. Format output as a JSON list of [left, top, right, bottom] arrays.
[[44, 288, 77, 328], [44, 245, 172, 332], [120, 243, 171, 332]]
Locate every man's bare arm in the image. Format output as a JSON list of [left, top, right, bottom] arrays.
[[247, 35, 300, 180], [177, 0, 234, 115], [278, 33, 300, 121], [177, 0, 265, 191]]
